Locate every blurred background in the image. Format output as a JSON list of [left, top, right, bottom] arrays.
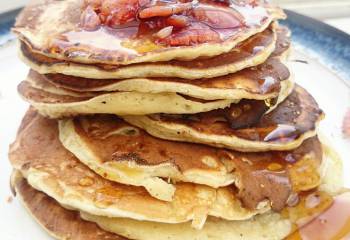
[[1, 0, 349, 33]]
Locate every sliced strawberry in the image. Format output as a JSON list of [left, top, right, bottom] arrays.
[[192, 5, 244, 29], [101, 0, 138, 25], [139, 3, 192, 19], [166, 15, 190, 28], [159, 22, 221, 46], [92, 0, 151, 26], [137, 17, 166, 36], [138, 15, 189, 36], [81, 5, 101, 30]]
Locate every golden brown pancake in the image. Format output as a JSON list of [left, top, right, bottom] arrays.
[[18, 33, 293, 117], [18, 79, 235, 117], [18, 25, 285, 79], [14, 0, 285, 66], [9, 109, 271, 229], [60, 113, 323, 210], [81, 191, 340, 240], [124, 85, 323, 152], [11, 170, 291, 240], [14, 169, 347, 240], [40, 55, 290, 96], [11, 171, 128, 240], [26, 56, 291, 102]]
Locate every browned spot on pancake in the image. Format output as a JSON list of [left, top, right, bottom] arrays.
[[223, 99, 271, 129], [13, 175, 127, 240], [271, 25, 290, 58], [43, 71, 120, 90], [155, 85, 323, 143], [9, 110, 151, 208], [74, 115, 216, 172], [73, 113, 322, 211]]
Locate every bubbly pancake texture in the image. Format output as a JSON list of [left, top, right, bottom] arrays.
[[59, 114, 324, 210], [124, 85, 323, 152], [14, 0, 285, 66], [11, 171, 127, 240], [18, 25, 283, 79], [9, 110, 270, 229], [18, 79, 235, 117]]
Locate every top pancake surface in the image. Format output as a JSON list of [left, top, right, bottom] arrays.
[[14, 0, 285, 65]]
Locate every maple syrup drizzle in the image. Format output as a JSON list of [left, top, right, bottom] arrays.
[[286, 191, 350, 240], [263, 124, 298, 142]]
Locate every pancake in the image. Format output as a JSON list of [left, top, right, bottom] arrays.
[[27, 57, 291, 102], [18, 24, 285, 80], [59, 114, 323, 210], [18, 80, 235, 117], [62, 144, 348, 240], [12, 171, 290, 240], [11, 170, 127, 240], [271, 26, 291, 60], [9, 109, 270, 229], [81, 193, 340, 240], [59, 112, 322, 209], [124, 85, 323, 152], [14, 0, 285, 67], [81, 192, 349, 240], [13, 170, 346, 240]]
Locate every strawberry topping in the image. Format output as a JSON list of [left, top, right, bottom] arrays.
[[159, 22, 221, 45], [192, 6, 244, 29], [139, 3, 193, 19], [81, 0, 260, 46]]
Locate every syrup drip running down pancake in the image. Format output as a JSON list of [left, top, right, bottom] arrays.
[[18, 25, 288, 79], [124, 85, 324, 152], [59, 113, 323, 210], [9, 110, 273, 229], [13, 0, 285, 66]]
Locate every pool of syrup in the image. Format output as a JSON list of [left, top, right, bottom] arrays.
[[286, 191, 350, 240]]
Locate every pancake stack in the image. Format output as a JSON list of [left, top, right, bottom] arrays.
[[9, 0, 346, 239]]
